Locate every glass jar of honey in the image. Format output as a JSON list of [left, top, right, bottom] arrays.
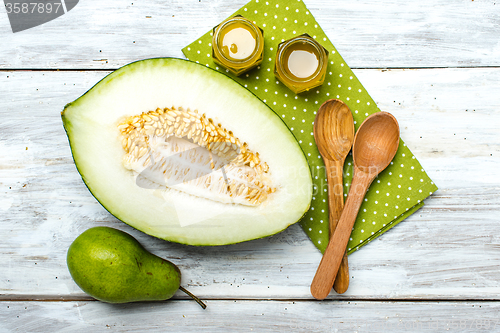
[[274, 34, 329, 94], [212, 15, 264, 76]]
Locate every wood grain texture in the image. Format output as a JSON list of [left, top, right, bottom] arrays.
[[0, 0, 499, 69], [1, 300, 500, 332], [312, 168, 373, 299], [324, 158, 350, 294], [313, 99, 354, 294], [312, 111, 399, 299], [1, 68, 499, 300], [1, 0, 500, 329]]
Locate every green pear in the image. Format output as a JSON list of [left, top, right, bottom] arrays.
[[67, 226, 205, 308]]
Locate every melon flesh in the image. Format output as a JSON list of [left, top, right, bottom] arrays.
[[62, 58, 312, 245]]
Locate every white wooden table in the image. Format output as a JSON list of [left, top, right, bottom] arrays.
[[1, 0, 499, 331]]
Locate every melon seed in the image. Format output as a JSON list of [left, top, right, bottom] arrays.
[[118, 107, 275, 206]]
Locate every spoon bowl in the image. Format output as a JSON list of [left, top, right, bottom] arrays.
[[353, 112, 400, 173], [311, 111, 400, 300], [314, 99, 355, 161]]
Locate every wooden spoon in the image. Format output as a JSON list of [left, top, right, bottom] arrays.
[[311, 111, 400, 300], [313, 99, 355, 294]]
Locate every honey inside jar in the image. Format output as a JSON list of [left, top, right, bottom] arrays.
[[274, 34, 328, 94], [283, 42, 320, 79], [212, 16, 264, 76], [219, 22, 257, 61]]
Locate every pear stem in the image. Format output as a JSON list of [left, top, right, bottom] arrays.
[[179, 286, 207, 309]]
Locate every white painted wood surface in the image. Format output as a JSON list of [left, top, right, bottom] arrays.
[[3, 300, 500, 332], [1, 0, 499, 69], [1, 0, 500, 331]]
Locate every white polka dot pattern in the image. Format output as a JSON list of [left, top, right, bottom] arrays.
[[182, 0, 438, 254]]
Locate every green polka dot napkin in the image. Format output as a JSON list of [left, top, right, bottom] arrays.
[[182, 0, 438, 254]]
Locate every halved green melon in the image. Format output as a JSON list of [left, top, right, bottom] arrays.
[[62, 58, 312, 245]]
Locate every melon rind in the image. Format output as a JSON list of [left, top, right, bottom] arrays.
[[62, 58, 312, 245]]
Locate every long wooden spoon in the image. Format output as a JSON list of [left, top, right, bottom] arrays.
[[311, 111, 400, 300], [313, 99, 355, 294]]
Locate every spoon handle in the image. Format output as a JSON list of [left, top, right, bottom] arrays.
[[311, 169, 373, 300], [324, 158, 349, 294]]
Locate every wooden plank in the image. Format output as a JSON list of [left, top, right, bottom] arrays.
[[0, 68, 499, 300], [1, 0, 499, 69], [357, 67, 500, 190], [2, 300, 500, 332]]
